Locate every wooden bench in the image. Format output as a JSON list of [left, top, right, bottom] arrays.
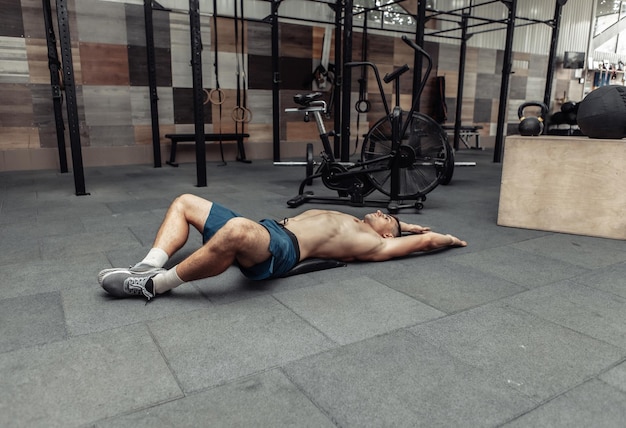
[[164, 133, 250, 166], [442, 125, 483, 149]]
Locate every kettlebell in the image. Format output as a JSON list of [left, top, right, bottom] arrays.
[[518, 101, 548, 136]]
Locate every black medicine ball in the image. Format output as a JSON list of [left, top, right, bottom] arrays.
[[576, 85, 626, 139]]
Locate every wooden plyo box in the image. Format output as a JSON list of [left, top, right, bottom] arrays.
[[498, 136, 626, 240]]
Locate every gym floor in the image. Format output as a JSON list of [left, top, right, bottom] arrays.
[[2, 149, 626, 427]]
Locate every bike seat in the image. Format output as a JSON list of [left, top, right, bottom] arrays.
[[294, 92, 323, 106]]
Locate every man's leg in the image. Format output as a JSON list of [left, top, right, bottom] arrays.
[[150, 193, 214, 258], [102, 217, 273, 299], [153, 217, 272, 293], [98, 194, 214, 285]]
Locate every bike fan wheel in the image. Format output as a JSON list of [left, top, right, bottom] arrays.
[[361, 111, 451, 197]]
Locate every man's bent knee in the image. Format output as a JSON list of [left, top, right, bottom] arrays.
[[220, 218, 271, 265]]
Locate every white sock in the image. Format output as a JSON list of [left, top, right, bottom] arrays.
[[139, 248, 169, 268], [152, 266, 185, 294]]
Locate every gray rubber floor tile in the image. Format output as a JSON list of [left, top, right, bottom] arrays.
[[504, 281, 626, 349], [274, 276, 444, 345], [0, 253, 110, 299], [599, 360, 626, 393], [190, 265, 322, 305], [370, 257, 526, 313], [0, 234, 41, 266], [452, 245, 590, 288], [512, 233, 626, 269], [0, 325, 182, 428], [95, 369, 334, 428], [283, 330, 536, 427], [37, 199, 114, 222], [81, 209, 164, 234], [0, 292, 66, 353], [409, 303, 625, 401], [503, 379, 626, 428], [105, 197, 173, 214], [64, 281, 212, 336], [572, 261, 626, 299], [148, 296, 336, 392], [41, 228, 142, 260]]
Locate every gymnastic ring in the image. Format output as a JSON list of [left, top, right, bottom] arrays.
[[208, 88, 226, 105], [231, 106, 252, 123], [355, 99, 371, 113]]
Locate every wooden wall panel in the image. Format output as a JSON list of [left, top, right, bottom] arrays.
[[437, 43, 460, 73], [25, 38, 49, 84], [312, 26, 335, 62], [30, 84, 54, 129], [529, 54, 548, 78], [0, 0, 24, 37], [173, 87, 212, 124], [473, 98, 493, 123], [152, 9, 173, 49], [364, 33, 394, 66], [279, 57, 312, 91], [247, 54, 272, 90], [128, 44, 172, 87], [130, 87, 151, 126], [0, 84, 33, 126], [213, 52, 241, 90], [465, 47, 479, 74], [38, 124, 60, 148], [475, 73, 500, 100], [0, 36, 28, 83], [477, 48, 497, 74], [80, 42, 129, 86], [20, 0, 45, 39], [155, 87, 174, 124], [246, 89, 272, 125], [75, 0, 127, 45], [125, 5, 171, 49], [280, 23, 312, 59], [87, 125, 134, 146], [393, 37, 414, 67], [213, 17, 246, 55], [509, 75, 528, 99], [0, 127, 39, 150], [169, 13, 213, 88], [247, 21, 271, 56], [245, 123, 272, 143], [125, 4, 146, 47], [82, 85, 132, 127]]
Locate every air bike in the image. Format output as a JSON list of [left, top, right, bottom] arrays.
[[285, 35, 454, 213]]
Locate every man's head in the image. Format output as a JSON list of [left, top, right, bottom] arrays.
[[363, 210, 401, 238]]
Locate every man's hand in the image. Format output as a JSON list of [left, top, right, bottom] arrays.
[[400, 221, 431, 234]]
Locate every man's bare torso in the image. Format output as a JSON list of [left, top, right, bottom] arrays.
[[282, 210, 384, 262]]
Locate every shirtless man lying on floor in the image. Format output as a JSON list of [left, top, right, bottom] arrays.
[[99, 194, 467, 301]]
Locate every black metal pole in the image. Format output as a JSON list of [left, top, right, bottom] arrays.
[[340, 0, 353, 162], [493, 0, 516, 163], [189, 0, 206, 187], [42, 0, 68, 173], [56, 0, 87, 195], [144, 0, 162, 167], [543, 0, 566, 116], [333, 0, 342, 157], [412, 0, 427, 108], [271, 0, 281, 162], [453, 12, 469, 151]]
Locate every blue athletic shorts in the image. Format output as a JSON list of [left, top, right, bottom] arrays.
[[202, 202, 300, 280]]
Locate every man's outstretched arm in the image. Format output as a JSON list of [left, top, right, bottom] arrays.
[[362, 231, 467, 262]]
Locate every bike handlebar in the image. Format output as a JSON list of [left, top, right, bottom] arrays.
[[401, 35, 429, 59]]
